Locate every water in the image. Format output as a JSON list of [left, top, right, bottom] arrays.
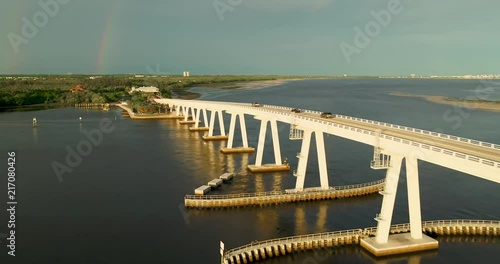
[[0, 79, 499, 263]]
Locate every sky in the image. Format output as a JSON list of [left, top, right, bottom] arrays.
[[0, 0, 499, 75]]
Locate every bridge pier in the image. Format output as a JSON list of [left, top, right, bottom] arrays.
[[221, 113, 255, 154], [179, 107, 198, 124], [175, 105, 180, 116], [203, 110, 229, 141], [361, 154, 438, 257], [294, 130, 330, 191], [247, 118, 289, 172], [190, 108, 210, 131]]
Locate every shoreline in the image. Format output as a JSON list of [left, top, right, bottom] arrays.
[[178, 79, 300, 99], [390, 92, 500, 112], [115, 104, 184, 120]]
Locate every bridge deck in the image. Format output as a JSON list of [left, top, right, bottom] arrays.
[[277, 109, 500, 163]]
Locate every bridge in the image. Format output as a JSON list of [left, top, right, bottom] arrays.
[[154, 98, 500, 257]]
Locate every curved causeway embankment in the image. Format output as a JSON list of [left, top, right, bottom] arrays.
[[185, 179, 385, 208], [223, 220, 500, 264]]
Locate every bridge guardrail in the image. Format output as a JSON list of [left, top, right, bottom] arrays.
[[329, 121, 500, 169], [335, 115, 500, 151]]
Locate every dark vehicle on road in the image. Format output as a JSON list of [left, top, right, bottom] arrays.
[[320, 112, 333, 118], [291, 108, 301, 113]]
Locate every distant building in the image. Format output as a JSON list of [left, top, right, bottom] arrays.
[[135, 75, 145, 78], [70, 85, 86, 93], [410, 74, 416, 78], [129, 86, 159, 94], [183, 71, 190, 77]]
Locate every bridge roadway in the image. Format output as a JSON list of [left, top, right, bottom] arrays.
[[262, 106, 500, 163], [170, 100, 500, 163]]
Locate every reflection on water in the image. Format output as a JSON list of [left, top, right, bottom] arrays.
[[32, 127, 38, 145], [295, 206, 307, 235], [315, 203, 328, 233]]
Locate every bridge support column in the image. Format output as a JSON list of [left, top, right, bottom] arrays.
[[175, 105, 180, 116], [376, 155, 404, 244], [179, 107, 198, 125], [295, 130, 312, 191], [203, 110, 229, 141], [221, 113, 255, 154], [240, 114, 249, 148], [361, 155, 438, 257], [189, 108, 209, 131], [254, 119, 268, 167], [207, 110, 215, 137], [203, 109, 208, 127], [218, 111, 226, 136], [248, 118, 289, 172], [294, 130, 329, 191], [315, 131, 329, 190], [193, 108, 200, 127], [270, 119, 282, 165], [227, 114, 237, 149], [406, 157, 423, 239]]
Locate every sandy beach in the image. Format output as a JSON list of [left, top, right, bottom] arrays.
[[227, 79, 293, 90], [390, 92, 500, 112], [174, 79, 299, 99]]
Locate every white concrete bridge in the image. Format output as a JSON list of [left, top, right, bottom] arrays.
[[155, 98, 500, 256]]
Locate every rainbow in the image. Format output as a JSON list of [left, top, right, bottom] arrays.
[[96, 6, 116, 74], [2, 3, 24, 74]]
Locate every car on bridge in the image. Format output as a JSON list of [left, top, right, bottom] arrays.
[[251, 102, 261, 107], [291, 108, 302, 113], [320, 112, 334, 118]]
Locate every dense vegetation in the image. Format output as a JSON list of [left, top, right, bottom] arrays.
[[0, 75, 311, 107]]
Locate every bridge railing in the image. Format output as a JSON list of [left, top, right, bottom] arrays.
[[329, 121, 500, 169], [335, 115, 500, 151], [229, 104, 500, 170], [224, 229, 362, 260], [185, 179, 385, 201], [159, 100, 500, 170]]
